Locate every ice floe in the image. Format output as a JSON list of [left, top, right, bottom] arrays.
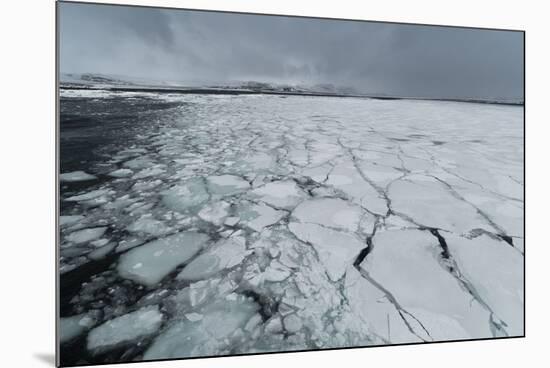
[[60, 171, 97, 182], [65, 227, 107, 244], [118, 232, 210, 286], [87, 305, 163, 352]]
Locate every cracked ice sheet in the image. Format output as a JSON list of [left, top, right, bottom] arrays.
[[59, 93, 523, 364], [445, 233, 524, 335], [360, 229, 494, 340]]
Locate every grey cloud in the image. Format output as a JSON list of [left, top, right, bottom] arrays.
[[59, 2, 523, 100]]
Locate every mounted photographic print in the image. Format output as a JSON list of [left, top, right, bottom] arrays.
[[57, 1, 525, 366]]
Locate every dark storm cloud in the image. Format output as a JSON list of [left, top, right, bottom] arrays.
[[59, 2, 524, 100]]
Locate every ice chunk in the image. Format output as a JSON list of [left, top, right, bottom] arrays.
[[288, 222, 364, 281], [251, 181, 305, 209], [224, 217, 240, 227], [123, 157, 155, 170], [389, 176, 495, 234], [65, 189, 110, 202], [446, 233, 524, 335], [133, 166, 165, 179], [132, 179, 162, 192], [206, 175, 250, 196], [60, 171, 97, 182], [162, 178, 209, 213], [65, 227, 107, 244], [265, 316, 284, 334], [88, 242, 116, 260], [59, 314, 95, 344], [360, 229, 493, 340], [326, 161, 387, 215], [108, 168, 133, 178], [144, 296, 258, 360], [127, 216, 170, 236], [263, 260, 291, 282], [283, 314, 302, 333], [90, 238, 109, 248], [118, 232, 210, 286], [177, 236, 247, 281], [239, 202, 285, 232], [291, 197, 362, 232], [115, 237, 146, 253], [59, 215, 84, 227], [344, 267, 421, 344], [87, 306, 163, 352], [197, 201, 230, 226]]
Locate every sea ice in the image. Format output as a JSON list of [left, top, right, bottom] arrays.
[[88, 242, 116, 260], [288, 222, 364, 281], [65, 227, 107, 244], [118, 232, 210, 286], [108, 168, 133, 178], [59, 314, 95, 344], [60, 171, 97, 182], [197, 201, 230, 226], [291, 197, 363, 232], [445, 233, 524, 335], [65, 189, 111, 202], [161, 178, 210, 213], [177, 236, 247, 281], [238, 202, 286, 232], [127, 216, 170, 236], [251, 181, 305, 209], [59, 215, 84, 227], [206, 175, 250, 196], [87, 306, 163, 352], [360, 229, 493, 339], [143, 295, 258, 359]]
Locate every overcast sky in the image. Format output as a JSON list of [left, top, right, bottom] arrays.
[[59, 2, 524, 100]]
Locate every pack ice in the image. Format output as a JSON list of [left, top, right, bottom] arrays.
[[59, 92, 524, 363]]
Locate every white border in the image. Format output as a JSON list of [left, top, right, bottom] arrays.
[[2, 1, 547, 367]]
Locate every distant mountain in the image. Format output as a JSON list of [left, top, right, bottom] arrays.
[[59, 73, 523, 105]]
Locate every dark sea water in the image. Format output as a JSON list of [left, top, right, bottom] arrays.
[[59, 93, 184, 366]]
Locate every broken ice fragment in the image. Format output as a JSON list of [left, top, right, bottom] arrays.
[[283, 314, 302, 333], [108, 168, 133, 178], [127, 216, 170, 236], [291, 197, 362, 232], [88, 242, 116, 260], [87, 306, 163, 353], [445, 233, 524, 335], [177, 236, 247, 281], [251, 181, 305, 209], [245, 204, 286, 232], [59, 314, 96, 344], [59, 215, 84, 227], [224, 216, 240, 227], [60, 171, 97, 182], [288, 222, 364, 281], [197, 201, 230, 226], [206, 175, 250, 196], [118, 231, 210, 286], [144, 295, 258, 359], [65, 227, 107, 244], [161, 178, 209, 213], [361, 229, 493, 340], [65, 189, 110, 202]]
